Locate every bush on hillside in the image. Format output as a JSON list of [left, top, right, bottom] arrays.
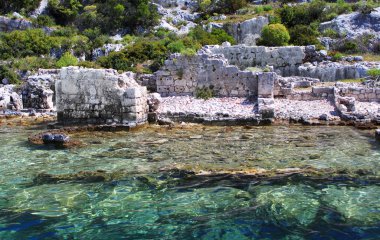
[[0, 0, 40, 14], [0, 29, 60, 59], [289, 25, 320, 46], [258, 24, 290, 46], [56, 52, 78, 68], [0, 65, 20, 84]]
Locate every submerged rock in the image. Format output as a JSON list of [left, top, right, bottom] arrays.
[[42, 133, 70, 144], [321, 185, 380, 225], [252, 185, 320, 227]]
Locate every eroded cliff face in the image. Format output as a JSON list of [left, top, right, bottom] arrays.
[[56, 67, 148, 125]]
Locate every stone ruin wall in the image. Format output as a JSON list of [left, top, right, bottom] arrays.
[[338, 86, 380, 102], [155, 52, 276, 98], [208, 45, 306, 77], [56, 67, 148, 125]]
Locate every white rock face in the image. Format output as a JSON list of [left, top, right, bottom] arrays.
[[320, 7, 380, 40], [0, 16, 32, 32], [154, 1, 200, 34], [31, 0, 49, 18], [22, 74, 56, 110], [56, 67, 148, 125], [92, 44, 125, 60], [0, 85, 23, 111], [224, 16, 269, 45]]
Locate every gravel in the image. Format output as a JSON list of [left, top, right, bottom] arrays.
[[157, 96, 257, 117], [274, 99, 339, 120], [158, 96, 342, 120], [355, 101, 380, 116]]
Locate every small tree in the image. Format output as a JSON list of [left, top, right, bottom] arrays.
[[56, 52, 78, 68], [258, 24, 290, 46]]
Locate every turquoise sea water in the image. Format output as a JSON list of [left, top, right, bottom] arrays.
[[0, 125, 379, 239]]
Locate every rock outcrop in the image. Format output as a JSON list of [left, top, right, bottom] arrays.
[[0, 85, 23, 111], [22, 74, 56, 109], [92, 44, 124, 60], [56, 67, 148, 125], [222, 16, 269, 45], [320, 7, 380, 40], [0, 16, 33, 32], [154, 0, 199, 34]]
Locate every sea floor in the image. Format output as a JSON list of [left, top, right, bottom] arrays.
[[0, 124, 379, 239]]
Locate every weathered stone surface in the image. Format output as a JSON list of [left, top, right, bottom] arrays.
[[148, 93, 162, 112], [154, 50, 277, 97], [376, 129, 380, 141], [42, 133, 70, 144], [0, 16, 32, 32], [221, 16, 269, 45], [22, 74, 55, 109], [298, 62, 371, 82], [56, 67, 148, 125], [92, 44, 124, 60], [320, 7, 380, 40], [209, 45, 306, 76], [258, 73, 275, 98], [0, 85, 23, 111]]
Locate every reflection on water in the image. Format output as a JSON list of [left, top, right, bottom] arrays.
[[0, 125, 379, 239]]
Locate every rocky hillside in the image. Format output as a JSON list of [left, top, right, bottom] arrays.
[[0, 0, 379, 84]]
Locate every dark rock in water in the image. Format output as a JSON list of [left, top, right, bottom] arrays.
[[148, 112, 158, 124], [318, 114, 329, 121], [42, 133, 70, 144], [158, 118, 174, 126], [376, 129, 380, 141]]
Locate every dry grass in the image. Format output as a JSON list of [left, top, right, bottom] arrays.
[[361, 54, 380, 62]]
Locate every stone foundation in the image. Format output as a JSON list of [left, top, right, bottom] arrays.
[[56, 67, 148, 125], [208, 45, 306, 76], [155, 52, 276, 97]]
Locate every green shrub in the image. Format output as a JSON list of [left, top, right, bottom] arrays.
[[56, 52, 78, 68], [342, 41, 359, 53], [195, 86, 214, 100], [97, 52, 131, 71], [329, 51, 344, 62], [12, 57, 57, 72], [268, 15, 281, 24], [48, 0, 82, 25], [263, 5, 273, 12], [0, 29, 60, 59], [358, 0, 376, 14], [0, 0, 40, 14], [0, 65, 20, 84], [180, 48, 197, 57], [32, 15, 56, 27], [167, 40, 186, 53], [278, 1, 326, 28], [367, 69, 380, 78], [213, 0, 248, 14], [255, 6, 264, 14], [258, 24, 290, 46], [189, 26, 235, 46], [289, 25, 320, 46], [322, 28, 340, 38]]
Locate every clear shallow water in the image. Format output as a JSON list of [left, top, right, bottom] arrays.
[[0, 125, 379, 239]]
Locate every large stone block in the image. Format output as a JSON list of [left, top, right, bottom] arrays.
[[257, 73, 275, 98]]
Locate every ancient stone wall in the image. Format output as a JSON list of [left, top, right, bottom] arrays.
[[155, 52, 276, 97], [298, 62, 368, 82], [56, 67, 148, 125], [208, 45, 306, 76], [338, 86, 380, 102]]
